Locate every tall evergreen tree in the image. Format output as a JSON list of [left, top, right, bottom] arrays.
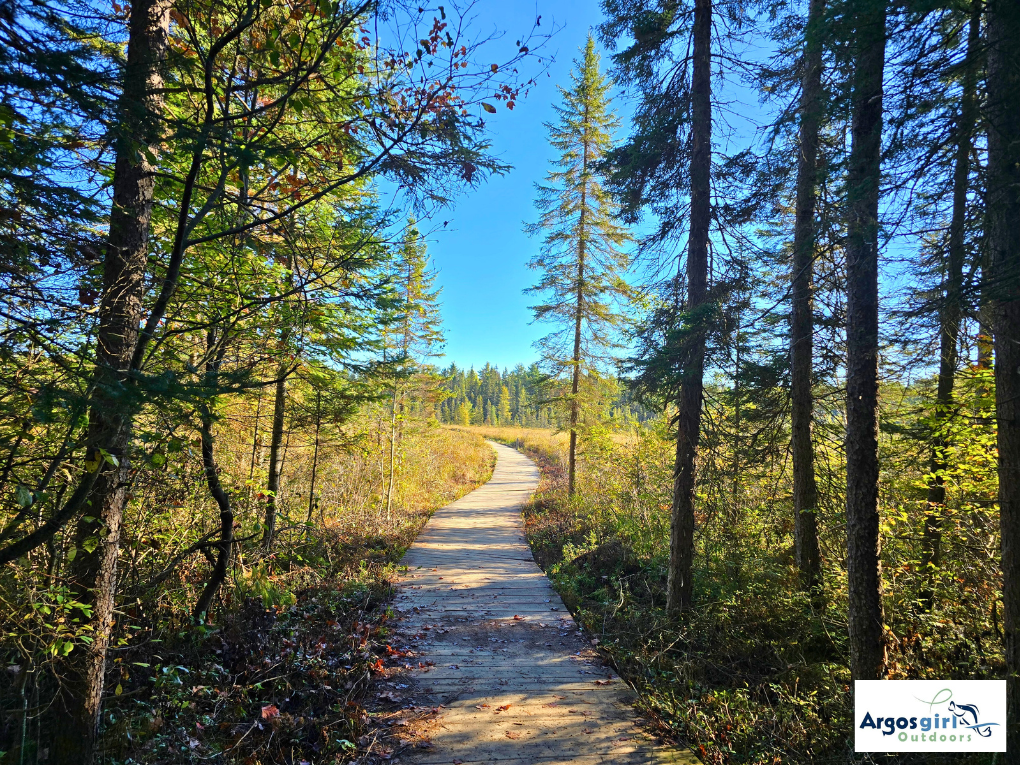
[[525, 34, 631, 496], [789, 0, 826, 596], [986, 0, 1020, 754], [383, 219, 444, 520], [844, 0, 889, 681]]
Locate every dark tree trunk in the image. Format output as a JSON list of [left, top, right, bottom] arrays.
[[264, 370, 287, 548], [790, 0, 825, 595], [263, 260, 295, 548], [308, 391, 322, 524], [52, 0, 172, 761], [666, 0, 711, 615], [193, 332, 234, 623], [844, 0, 887, 681], [919, 0, 980, 611], [986, 0, 1020, 756]]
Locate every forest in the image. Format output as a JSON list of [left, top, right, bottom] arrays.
[[1, 0, 1020, 762]]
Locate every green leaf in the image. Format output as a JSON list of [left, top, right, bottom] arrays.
[[481, 103, 496, 114], [82, 537, 98, 554], [15, 485, 33, 508], [66, 547, 77, 562]]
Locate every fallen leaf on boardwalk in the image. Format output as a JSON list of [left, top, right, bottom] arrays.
[[505, 731, 521, 739], [260, 705, 280, 719], [475, 704, 490, 709], [594, 679, 612, 686], [495, 704, 512, 713], [512, 615, 523, 620], [583, 727, 595, 734], [448, 664, 460, 669], [553, 695, 566, 699]]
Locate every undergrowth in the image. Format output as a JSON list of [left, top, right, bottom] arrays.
[[475, 424, 1002, 765]]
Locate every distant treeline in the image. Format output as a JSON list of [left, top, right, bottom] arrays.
[[436, 363, 655, 428]]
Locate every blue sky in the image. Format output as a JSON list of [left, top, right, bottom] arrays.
[[424, 0, 611, 372]]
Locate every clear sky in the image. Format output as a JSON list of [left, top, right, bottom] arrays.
[[425, 0, 611, 372]]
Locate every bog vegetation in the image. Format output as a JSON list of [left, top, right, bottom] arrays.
[[3, 0, 1020, 763]]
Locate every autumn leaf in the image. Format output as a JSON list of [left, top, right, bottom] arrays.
[[481, 103, 496, 113], [505, 731, 521, 739], [261, 704, 280, 719]]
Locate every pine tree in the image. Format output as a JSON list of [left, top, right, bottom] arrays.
[[986, 0, 1020, 753], [383, 219, 444, 520], [525, 34, 631, 496]]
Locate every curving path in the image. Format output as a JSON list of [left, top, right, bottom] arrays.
[[386, 441, 699, 764]]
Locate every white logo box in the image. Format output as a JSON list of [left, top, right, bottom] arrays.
[[855, 680, 1006, 753]]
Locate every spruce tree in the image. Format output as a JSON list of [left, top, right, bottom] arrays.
[[525, 34, 631, 496]]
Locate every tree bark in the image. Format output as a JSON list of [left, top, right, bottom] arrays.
[[263, 260, 295, 548], [986, 0, 1020, 756], [569, 115, 589, 498], [790, 0, 825, 596], [308, 391, 321, 524], [844, 0, 887, 682], [666, 0, 711, 616], [264, 369, 287, 547], [193, 333, 234, 623], [919, 0, 980, 611], [51, 0, 172, 761]]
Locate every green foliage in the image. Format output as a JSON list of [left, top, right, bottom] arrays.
[[517, 360, 1002, 764]]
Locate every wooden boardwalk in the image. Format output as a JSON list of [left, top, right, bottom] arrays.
[[386, 441, 699, 765]]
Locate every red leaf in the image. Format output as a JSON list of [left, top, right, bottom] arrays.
[[261, 704, 279, 719]]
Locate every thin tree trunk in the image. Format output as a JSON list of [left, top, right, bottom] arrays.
[[385, 384, 398, 521], [193, 332, 234, 623], [666, 0, 711, 616], [569, 126, 589, 497], [52, 0, 171, 760], [790, 0, 825, 595], [249, 388, 263, 483], [920, 0, 980, 611], [986, 0, 1020, 756], [263, 259, 295, 549], [844, 0, 888, 682], [264, 369, 287, 548], [308, 391, 321, 524]]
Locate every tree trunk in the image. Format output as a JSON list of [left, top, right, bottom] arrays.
[[193, 332, 234, 623], [264, 370, 287, 548], [52, 0, 172, 761], [986, 0, 1020, 756], [569, 144, 588, 497], [263, 260, 295, 548], [308, 391, 321, 524], [919, 0, 980, 611], [844, 0, 887, 682], [666, 0, 711, 616], [790, 0, 825, 595], [386, 384, 398, 521]]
